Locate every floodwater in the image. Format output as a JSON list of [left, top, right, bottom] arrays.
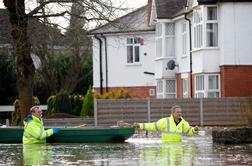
[[0, 134, 252, 166]]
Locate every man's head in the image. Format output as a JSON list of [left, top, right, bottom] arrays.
[[171, 105, 182, 120], [30, 105, 42, 118]]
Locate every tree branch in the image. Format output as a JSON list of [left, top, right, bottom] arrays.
[[27, 0, 72, 16]]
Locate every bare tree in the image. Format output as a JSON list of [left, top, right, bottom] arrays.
[[2, 0, 125, 123]]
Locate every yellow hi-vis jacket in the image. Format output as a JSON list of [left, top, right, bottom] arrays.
[[23, 115, 54, 144], [139, 115, 197, 142]]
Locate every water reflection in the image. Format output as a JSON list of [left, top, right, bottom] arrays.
[[23, 144, 53, 165], [0, 135, 251, 165], [137, 142, 196, 166]]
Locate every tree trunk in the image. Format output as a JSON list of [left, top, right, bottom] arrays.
[[4, 0, 35, 123]]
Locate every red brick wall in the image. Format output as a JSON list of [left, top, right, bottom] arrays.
[[220, 65, 252, 97], [94, 86, 156, 99], [176, 74, 182, 98], [176, 73, 193, 98]]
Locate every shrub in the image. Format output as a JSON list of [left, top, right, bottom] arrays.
[[80, 86, 94, 117], [54, 91, 71, 114], [11, 97, 40, 126], [45, 95, 56, 117], [70, 95, 84, 116]]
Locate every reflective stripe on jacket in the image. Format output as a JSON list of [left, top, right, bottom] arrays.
[[139, 115, 197, 142], [23, 115, 54, 144]]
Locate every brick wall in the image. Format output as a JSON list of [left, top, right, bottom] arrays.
[[220, 65, 252, 97], [94, 86, 156, 99], [176, 74, 182, 98]]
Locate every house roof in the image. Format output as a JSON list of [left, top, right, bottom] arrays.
[[90, 6, 154, 35], [154, 0, 187, 19]]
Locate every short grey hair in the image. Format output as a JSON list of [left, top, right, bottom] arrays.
[[170, 105, 181, 113], [30, 105, 40, 112]]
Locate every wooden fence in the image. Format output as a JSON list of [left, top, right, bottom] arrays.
[[94, 97, 251, 127]]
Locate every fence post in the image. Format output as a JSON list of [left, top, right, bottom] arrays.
[[147, 98, 151, 123], [200, 98, 204, 126], [94, 98, 98, 127]]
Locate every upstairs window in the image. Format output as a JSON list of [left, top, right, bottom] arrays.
[[206, 7, 218, 47], [165, 23, 175, 57], [193, 7, 203, 49], [127, 37, 140, 63], [193, 6, 218, 49]]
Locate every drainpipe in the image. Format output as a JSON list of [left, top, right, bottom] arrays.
[[94, 35, 103, 94], [101, 35, 108, 93], [185, 11, 193, 98]]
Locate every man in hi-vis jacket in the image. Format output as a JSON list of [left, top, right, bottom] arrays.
[[23, 105, 60, 144], [133, 105, 199, 142]]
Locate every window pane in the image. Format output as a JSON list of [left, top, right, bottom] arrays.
[[208, 75, 219, 89], [166, 80, 176, 93], [206, 23, 218, 47], [196, 92, 204, 98], [135, 46, 139, 62], [127, 46, 133, 63], [157, 80, 163, 93], [156, 38, 162, 57], [156, 24, 162, 36], [165, 24, 174, 35], [208, 92, 219, 98], [134, 37, 140, 44], [166, 37, 175, 57], [183, 79, 188, 98], [127, 38, 133, 44], [207, 7, 217, 20], [196, 76, 204, 90], [166, 94, 176, 98]]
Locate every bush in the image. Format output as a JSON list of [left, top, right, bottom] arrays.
[[70, 95, 84, 116], [54, 92, 71, 114], [45, 95, 56, 117], [80, 86, 94, 117], [11, 97, 40, 126]]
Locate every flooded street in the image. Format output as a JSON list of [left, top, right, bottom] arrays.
[[0, 134, 251, 165]]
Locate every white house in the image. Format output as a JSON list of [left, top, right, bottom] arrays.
[[91, 0, 252, 99], [91, 6, 157, 98]]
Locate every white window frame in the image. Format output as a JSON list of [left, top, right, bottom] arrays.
[[195, 74, 220, 98], [165, 23, 175, 57], [126, 37, 141, 64], [193, 7, 203, 49], [165, 79, 177, 98], [207, 75, 220, 97], [192, 5, 218, 50], [205, 6, 218, 47], [156, 23, 163, 58], [156, 79, 164, 98], [156, 79, 177, 98], [195, 75, 205, 98]]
